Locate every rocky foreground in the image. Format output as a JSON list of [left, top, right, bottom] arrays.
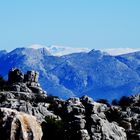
[[0, 68, 139, 140]]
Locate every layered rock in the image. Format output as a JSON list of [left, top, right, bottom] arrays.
[[46, 96, 127, 140], [107, 94, 140, 139], [0, 108, 42, 140], [8, 68, 45, 95], [0, 68, 134, 140]]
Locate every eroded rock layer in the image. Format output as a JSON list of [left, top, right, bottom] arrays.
[[0, 108, 42, 140], [0, 68, 138, 140]]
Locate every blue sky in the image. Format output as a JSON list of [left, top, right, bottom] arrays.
[[0, 0, 140, 50]]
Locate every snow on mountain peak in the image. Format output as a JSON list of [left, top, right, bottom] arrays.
[[27, 44, 90, 56], [101, 48, 140, 56], [28, 44, 47, 49], [48, 45, 90, 56], [27, 44, 140, 56]]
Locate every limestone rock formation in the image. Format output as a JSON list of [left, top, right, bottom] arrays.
[[0, 68, 137, 140], [8, 68, 45, 95], [44, 96, 127, 140], [108, 94, 140, 139], [0, 108, 42, 140]]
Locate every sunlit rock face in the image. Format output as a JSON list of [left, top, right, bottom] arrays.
[[61, 96, 127, 140], [8, 68, 45, 95], [1, 68, 138, 140], [0, 68, 46, 140], [0, 108, 42, 140]]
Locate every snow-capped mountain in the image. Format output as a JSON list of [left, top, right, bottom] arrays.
[[28, 44, 90, 56], [0, 47, 139, 101], [28, 44, 140, 56], [101, 48, 140, 56]]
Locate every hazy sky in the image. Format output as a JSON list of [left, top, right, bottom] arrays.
[[0, 0, 140, 50]]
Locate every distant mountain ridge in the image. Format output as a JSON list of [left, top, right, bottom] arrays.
[[27, 44, 140, 56], [28, 44, 90, 56], [0, 47, 140, 101]]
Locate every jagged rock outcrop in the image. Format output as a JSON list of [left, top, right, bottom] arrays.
[[8, 68, 46, 95], [0, 91, 59, 122], [107, 94, 140, 140], [0, 108, 42, 140], [61, 96, 126, 140], [0, 68, 137, 140]]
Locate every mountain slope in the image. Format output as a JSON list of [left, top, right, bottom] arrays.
[[51, 50, 140, 100], [0, 47, 139, 101], [116, 51, 140, 76], [0, 48, 75, 99], [0, 50, 7, 58]]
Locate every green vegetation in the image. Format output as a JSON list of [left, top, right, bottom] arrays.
[[112, 96, 130, 107], [42, 117, 65, 140]]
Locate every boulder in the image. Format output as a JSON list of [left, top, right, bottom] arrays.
[[0, 108, 42, 140], [25, 71, 39, 83], [8, 68, 24, 83], [0, 69, 130, 140]]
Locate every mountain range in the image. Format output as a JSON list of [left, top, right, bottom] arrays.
[[28, 44, 140, 56], [0, 46, 140, 101]]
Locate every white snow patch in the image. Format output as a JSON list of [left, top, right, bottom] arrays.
[[101, 48, 140, 56], [28, 44, 90, 56], [27, 44, 140, 56]]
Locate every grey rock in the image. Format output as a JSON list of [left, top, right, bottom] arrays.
[[0, 108, 42, 140], [0, 69, 129, 140], [78, 129, 90, 140], [8, 68, 24, 83], [25, 71, 39, 83]]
